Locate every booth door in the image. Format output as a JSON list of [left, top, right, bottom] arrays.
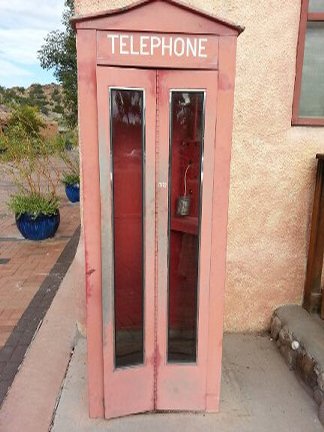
[[97, 67, 218, 418], [97, 67, 156, 419], [156, 70, 218, 411]]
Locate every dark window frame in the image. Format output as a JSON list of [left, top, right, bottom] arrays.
[[292, 0, 324, 126]]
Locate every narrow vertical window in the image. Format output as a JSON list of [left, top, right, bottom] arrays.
[[293, 0, 324, 125], [167, 91, 205, 363], [111, 89, 145, 368]]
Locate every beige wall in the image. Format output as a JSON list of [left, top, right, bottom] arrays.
[[75, 0, 324, 331]]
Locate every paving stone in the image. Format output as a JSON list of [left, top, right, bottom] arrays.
[[278, 325, 291, 345], [280, 344, 297, 370]]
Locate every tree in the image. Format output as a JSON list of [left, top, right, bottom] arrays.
[[52, 87, 61, 103], [38, 0, 77, 128]]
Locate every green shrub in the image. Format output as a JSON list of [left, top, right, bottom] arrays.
[[62, 172, 79, 185], [8, 105, 45, 138], [1, 124, 61, 206], [51, 130, 80, 184], [0, 134, 8, 153], [8, 193, 59, 218], [53, 103, 64, 114]]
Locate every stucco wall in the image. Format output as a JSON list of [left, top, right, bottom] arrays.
[[75, 0, 324, 331]]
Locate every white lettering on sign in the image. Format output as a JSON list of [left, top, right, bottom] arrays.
[[141, 36, 149, 56], [106, 34, 208, 59]]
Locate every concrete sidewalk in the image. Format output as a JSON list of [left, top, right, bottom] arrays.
[[52, 334, 323, 432]]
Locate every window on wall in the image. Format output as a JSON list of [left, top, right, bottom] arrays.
[[292, 0, 324, 126]]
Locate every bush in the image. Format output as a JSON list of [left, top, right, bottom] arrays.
[[50, 130, 79, 182], [0, 133, 8, 153], [1, 124, 61, 212], [53, 103, 64, 114], [8, 105, 45, 137], [62, 172, 79, 185], [8, 193, 59, 218]]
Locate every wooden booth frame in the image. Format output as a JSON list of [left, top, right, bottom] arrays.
[[73, 0, 243, 419]]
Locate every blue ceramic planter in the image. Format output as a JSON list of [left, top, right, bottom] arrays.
[[65, 184, 80, 203], [16, 212, 60, 241]]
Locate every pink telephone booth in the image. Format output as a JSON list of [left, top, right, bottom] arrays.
[[73, 0, 243, 419]]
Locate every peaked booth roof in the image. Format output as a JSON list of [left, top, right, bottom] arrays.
[[71, 0, 244, 35]]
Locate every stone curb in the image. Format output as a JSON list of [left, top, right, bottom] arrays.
[[270, 311, 324, 426]]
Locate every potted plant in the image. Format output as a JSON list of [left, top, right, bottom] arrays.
[[56, 130, 80, 203], [9, 193, 60, 240], [62, 171, 80, 203], [1, 105, 61, 240]]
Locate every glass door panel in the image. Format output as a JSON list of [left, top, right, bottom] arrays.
[[168, 91, 205, 363], [110, 89, 144, 368]]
